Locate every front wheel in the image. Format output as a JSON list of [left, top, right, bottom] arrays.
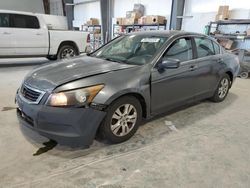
[[210, 74, 231, 102], [57, 45, 78, 60], [98, 96, 142, 144]]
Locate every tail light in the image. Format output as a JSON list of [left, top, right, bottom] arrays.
[[87, 34, 90, 43]]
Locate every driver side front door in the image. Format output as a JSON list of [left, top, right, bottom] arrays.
[[151, 37, 200, 115]]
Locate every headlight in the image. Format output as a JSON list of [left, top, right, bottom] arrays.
[[47, 84, 104, 107]]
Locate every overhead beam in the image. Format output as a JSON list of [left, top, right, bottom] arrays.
[[64, 0, 74, 30], [169, 0, 185, 30], [100, 0, 113, 43]]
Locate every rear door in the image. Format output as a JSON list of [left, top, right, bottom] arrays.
[[192, 37, 222, 96], [10, 14, 48, 56], [151, 37, 201, 114], [0, 13, 15, 56]]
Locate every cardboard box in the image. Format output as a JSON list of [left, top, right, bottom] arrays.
[[87, 18, 99, 25], [219, 39, 233, 49], [215, 14, 229, 21], [124, 18, 138, 25], [126, 11, 134, 18], [116, 17, 126, 25], [145, 15, 166, 25], [218, 5, 229, 15], [138, 16, 146, 25], [126, 11, 143, 19], [133, 4, 145, 15], [215, 14, 228, 21], [131, 11, 143, 19], [215, 5, 229, 21]]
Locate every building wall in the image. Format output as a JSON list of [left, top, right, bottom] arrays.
[[0, 0, 44, 13], [73, 0, 101, 28], [50, 0, 64, 16], [73, 0, 172, 28], [114, 0, 172, 18], [182, 0, 250, 33]]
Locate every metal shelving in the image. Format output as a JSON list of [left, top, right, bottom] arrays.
[[208, 19, 250, 77], [82, 25, 103, 51], [113, 23, 167, 38]]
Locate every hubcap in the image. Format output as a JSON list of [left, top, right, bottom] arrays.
[[111, 104, 137, 137], [218, 78, 229, 99], [61, 48, 75, 59]]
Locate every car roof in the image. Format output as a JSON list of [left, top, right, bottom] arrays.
[[0, 9, 36, 16], [126, 30, 210, 39]]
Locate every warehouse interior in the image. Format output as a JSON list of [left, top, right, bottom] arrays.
[[0, 0, 250, 187]]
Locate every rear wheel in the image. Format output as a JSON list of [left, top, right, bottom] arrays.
[[239, 71, 249, 79], [98, 96, 142, 144], [210, 74, 231, 102], [57, 45, 78, 60]]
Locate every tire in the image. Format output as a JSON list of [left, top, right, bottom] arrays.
[[239, 71, 249, 79], [210, 74, 231, 102], [98, 96, 142, 144], [57, 45, 78, 60]]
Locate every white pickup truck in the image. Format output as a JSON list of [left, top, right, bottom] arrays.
[[0, 10, 89, 60]]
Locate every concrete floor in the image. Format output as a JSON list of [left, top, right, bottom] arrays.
[[0, 61, 250, 188]]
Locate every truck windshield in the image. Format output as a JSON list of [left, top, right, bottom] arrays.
[[92, 35, 168, 65]]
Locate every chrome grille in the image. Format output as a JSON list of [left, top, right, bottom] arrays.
[[20, 84, 45, 104]]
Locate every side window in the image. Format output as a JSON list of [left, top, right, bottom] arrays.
[[163, 38, 193, 62], [10, 14, 40, 29], [0, 14, 10, 27], [195, 38, 215, 58], [213, 42, 220, 54]]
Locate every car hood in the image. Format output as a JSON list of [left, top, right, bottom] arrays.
[[24, 56, 137, 91]]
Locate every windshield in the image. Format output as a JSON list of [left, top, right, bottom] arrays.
[[91, 35, 168, 65]]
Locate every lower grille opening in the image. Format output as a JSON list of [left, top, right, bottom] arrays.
[[17, 108, 34, 127]]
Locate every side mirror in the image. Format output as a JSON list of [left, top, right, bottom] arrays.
[[158, 58, 180, 70]]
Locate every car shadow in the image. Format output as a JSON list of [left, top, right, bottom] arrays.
[[19, 92, 238, 159]]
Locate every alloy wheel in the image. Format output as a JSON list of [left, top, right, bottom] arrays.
[[61, 48, 76, 59], [218, 78, 229, 99], [110, 104, 137, 137]]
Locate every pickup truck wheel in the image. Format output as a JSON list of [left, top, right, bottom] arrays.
[[57, 45, 78, 59], [98, 96, 142, 144]]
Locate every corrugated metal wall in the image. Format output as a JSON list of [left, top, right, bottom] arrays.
[[0, 0, 44, 13]]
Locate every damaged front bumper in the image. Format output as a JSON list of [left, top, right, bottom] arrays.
[[16, 92, 106, 147]]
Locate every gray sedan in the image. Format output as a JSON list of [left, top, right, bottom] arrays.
[[16, 31, 240, 146]]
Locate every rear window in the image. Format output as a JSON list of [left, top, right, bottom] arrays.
[[0, 13, 10, 27], [195, 38, 215, 58], [10, 14, 40, 29]]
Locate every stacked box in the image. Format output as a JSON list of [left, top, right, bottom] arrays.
[[133, 4, 145, 15], [87, 18, 99, 25], [215, 6, 229, 21], [145, 15, 166, 25]]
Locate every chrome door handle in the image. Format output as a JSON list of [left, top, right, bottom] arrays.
[[36, 33, 42, 36], [3, 32, 11, 35]]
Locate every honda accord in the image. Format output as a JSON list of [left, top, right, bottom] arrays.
[[16, 31, 240, 146]]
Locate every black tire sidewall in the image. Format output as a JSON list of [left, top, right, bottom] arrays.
[[100, 96, 142, 144]]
